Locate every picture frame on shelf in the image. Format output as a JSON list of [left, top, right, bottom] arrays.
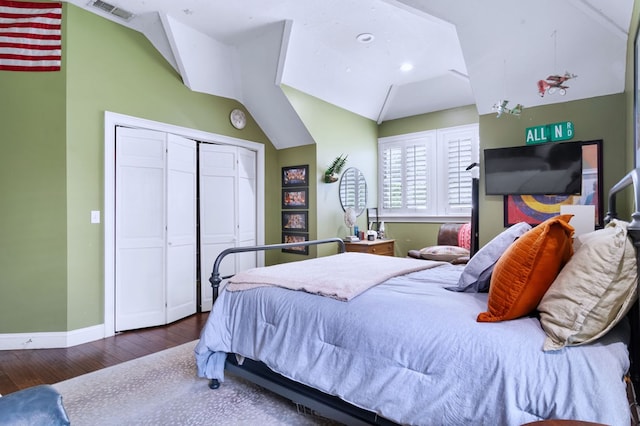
[[504, 140, 603, 227], [282, 188, 308, 209], [282, 232, 309, 255], [282, 211, 308, 233], [282, 165, 309, 187]]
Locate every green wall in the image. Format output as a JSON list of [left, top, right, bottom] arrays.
[[478, 95, 628, 246], [0, 4, 276, 333], [377, 97, 627, 253], [0, 42, 68, 332], [282, 86, 378, 257], [378, 104, 479, 138], [1, 1, 638, 336], [63, 5, 275, 331], [274, 144, 318, 262]]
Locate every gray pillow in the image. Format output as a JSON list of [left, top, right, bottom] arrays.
[[447, 222, 531, 292]]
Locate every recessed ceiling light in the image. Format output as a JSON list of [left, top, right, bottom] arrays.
[[400, 63, 414, 72], [356, 33, 375, 44]]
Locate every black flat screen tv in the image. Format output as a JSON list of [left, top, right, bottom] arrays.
[[484, 141, 583, 195]]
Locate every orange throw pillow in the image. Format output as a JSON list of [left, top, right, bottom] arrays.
[[477, 214, 574, 322]]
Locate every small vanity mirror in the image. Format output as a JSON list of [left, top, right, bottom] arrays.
[[339, 167, 367, 216]]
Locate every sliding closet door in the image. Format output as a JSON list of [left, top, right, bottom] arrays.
[[166, 134, 197, 323], [115, 127, 167, 331], [199, 144, 238, 311]]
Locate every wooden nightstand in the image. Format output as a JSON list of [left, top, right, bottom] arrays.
[[344, 239, 395, 256]]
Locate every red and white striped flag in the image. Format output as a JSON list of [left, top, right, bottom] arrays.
[[0, 1, 62, 71]]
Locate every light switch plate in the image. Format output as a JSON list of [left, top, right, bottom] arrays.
[[91, 210, 101, 224]]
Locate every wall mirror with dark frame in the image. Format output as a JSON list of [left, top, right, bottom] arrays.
[[339, 167, 367, 217]]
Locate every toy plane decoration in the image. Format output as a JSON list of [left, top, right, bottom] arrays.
[[537, 72, 577, 97], [492, 100, 523, 118]]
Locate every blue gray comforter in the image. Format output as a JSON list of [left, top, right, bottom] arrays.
[[195, 262, 630, 425]]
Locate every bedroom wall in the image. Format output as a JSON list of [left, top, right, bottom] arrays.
[[478, 94, 627, 246], [0, 4, 276, 334], [375, 96, 627, 252], [282, 86, 378, 258], [2, 1, 637, 337], [0, 33, 68, 333], [64, 5, 278, 332], [274, 144, 317, 263]]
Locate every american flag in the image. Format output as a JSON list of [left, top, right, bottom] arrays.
[[0, 1, 62, 71]]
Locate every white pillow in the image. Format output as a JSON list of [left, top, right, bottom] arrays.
[[419, 245, 470, 262], [538, 219, 638, 351], [448, 222, 531, 293]]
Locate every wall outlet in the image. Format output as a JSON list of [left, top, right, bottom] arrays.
[[91, 210, 101, 224]]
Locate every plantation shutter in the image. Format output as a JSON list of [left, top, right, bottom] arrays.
[[382, 146, 403, 209], [406, 143, 428, 209], [446, 135, 473, 208], [378, 124, 478, 219]]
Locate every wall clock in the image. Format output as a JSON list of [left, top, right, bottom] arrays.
[[230, 108, 246, 130]]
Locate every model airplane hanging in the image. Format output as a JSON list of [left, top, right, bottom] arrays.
[[492, 100, 523, 118], [537, 72, 577, 97]]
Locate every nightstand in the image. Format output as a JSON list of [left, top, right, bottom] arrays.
[[344, 239, 395, 256]]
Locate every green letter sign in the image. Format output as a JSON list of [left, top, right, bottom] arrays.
[[525, 121, 574, 144]]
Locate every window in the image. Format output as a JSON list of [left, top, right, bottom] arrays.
[[378, 124, 479, 221]]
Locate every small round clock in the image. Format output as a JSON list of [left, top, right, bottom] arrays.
[[230, 108, 246, 130]]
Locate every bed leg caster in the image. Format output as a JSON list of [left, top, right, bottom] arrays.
[[208, 379, 220, 390]]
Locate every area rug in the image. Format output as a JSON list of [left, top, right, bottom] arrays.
[[53, 341, 339, 425]]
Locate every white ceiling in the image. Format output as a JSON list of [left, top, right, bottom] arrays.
[[67, 0, 634, 149]]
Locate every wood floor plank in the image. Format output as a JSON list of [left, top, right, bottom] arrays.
[[0, 313, 207, 395]]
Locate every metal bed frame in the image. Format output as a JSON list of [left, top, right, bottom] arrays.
[[207, 237, 398, 424], [606, 169, 640, 395], [203, 168, 640, 424]]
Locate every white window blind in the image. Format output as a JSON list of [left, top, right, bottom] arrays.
[[381, 146, 403, 209], [378, 124, 479, 221]]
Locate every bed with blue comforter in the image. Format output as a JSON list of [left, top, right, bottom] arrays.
[[195, 169, 640, 426], [195, 260, 631, 425]]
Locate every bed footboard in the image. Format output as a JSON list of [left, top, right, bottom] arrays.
[[204, 238, 346, 397], [208, 237, 345, 303]]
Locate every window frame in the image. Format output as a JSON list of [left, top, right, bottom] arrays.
[[377, 123, 479, 223]]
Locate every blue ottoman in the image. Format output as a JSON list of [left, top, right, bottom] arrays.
[[0, 385, 70, 425]]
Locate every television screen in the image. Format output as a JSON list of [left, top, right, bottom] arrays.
[[484, 142, 583, 195]]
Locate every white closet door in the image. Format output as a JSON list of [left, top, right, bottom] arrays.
[[199, 144, 238, 311], [166, 134, 197, 323], [115, 127, 167, 332], [237, 148, 258, 271]]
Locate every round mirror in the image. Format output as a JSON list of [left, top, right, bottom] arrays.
[[339, 167, 367, 216]]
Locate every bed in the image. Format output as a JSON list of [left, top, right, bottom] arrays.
[[195, 169, 640, 426]]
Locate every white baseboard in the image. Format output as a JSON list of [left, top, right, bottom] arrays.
[[0, 324, 105, 350]]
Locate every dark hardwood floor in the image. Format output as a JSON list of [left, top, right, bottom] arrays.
[[0, 312, 209, 396]]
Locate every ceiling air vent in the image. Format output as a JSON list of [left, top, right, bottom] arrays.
[[88, 0, 135, 21]]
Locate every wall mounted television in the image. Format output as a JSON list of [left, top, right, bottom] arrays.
[[484, 141, 583, 195]]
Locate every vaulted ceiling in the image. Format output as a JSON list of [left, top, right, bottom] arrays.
[[67, 0, 634, 149]]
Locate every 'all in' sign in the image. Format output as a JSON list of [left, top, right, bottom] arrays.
[[525, 121, 574, 144]]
